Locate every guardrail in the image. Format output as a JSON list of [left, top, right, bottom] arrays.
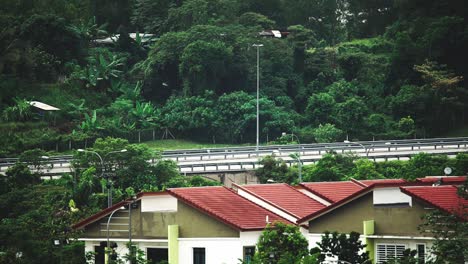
[[1, 137, 467, 175], [179, 150, 466, 174]]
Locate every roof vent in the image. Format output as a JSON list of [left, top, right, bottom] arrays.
[[432, 178, 442, 186]]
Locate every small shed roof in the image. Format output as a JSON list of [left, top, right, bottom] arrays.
[[28, 101, 60, 111]]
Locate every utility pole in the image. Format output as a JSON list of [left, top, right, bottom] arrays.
[[253, 44, 263, 152]]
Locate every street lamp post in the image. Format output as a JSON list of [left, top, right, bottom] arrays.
[[77, 149, 127, 207], [282, 132, 302, 182], [253, 44, 263, 152], [343, 140, 369, 157], [106, 206, 125, 264]]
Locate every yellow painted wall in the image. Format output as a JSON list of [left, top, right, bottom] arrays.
[[83, 200, 239, 239]]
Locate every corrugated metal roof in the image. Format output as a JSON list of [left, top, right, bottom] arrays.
[[240, 183, 326, 218], [28, 101, 60, 111]]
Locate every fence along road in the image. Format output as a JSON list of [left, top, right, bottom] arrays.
[[0, 137, 467, 177]]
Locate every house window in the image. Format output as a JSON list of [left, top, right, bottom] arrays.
[[193, 247, 205, 264], [417, 244, 426, 264], [147, 248, 168, 263], [243, 246, 256, 263], [376, 244, 406, 264]]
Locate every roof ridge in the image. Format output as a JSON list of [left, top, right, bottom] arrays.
[[298, 183, 335, 203], [224, 186, 297, 225], [350, 178, 367, 188], [297, 185, 374, 224], [232, 185, 301, 219]]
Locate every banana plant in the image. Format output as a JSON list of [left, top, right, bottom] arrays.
[[79, 110, 100, 132]]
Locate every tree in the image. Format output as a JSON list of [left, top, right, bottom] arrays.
[[303, 153, 356, 182], [131, 0, 173, 34], [4, 162, 41, 190], [312, 123, 343, 143], [351, 159, 383, 180], [238, 12, 276, 29], [255, 222, 309, 264], [179, 40, 233, 95], [305, 93, 336, 126], [314, 231, 370, 264], [255, 155, 294, 184]]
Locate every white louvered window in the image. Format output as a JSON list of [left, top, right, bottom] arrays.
[[376, 244, 406, 264]]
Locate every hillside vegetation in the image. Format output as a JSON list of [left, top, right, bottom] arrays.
[[1, 0, 468, 156]]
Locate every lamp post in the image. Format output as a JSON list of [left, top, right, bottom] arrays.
[[126, 196, 138, 264], [77, 149, 127, 207], [282, 132, 302, 182], [253, 44, 263, 152], [343, 140, 369, 157], [106, 206, 125, 264]]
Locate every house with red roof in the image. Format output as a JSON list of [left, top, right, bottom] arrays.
[[298, 176, 467, 264], [232, 183, 327, 224], [73, 177, 467, 264], [73, 186, 291, 264]]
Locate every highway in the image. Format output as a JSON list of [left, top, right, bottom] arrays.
[[0, 137, 467, 177]]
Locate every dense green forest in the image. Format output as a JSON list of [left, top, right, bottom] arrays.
[[1, 1, 468, 262], [1, 0, 467, 155]]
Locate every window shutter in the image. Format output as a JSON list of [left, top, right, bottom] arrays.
[[376, 244, 407, 264]]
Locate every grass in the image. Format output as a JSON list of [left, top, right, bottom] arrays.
[[141, 139, 249, 150]]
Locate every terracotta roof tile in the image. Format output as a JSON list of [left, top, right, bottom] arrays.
[[359, 179, 407, 186], [300, 181, 364, 203], [416, 176, 467, 184], [401, 185, 468, 219], [240, 183, 326, 218], [168, 186, 293, 230]]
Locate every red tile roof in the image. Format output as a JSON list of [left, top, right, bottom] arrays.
[[239, 183, 326, 218], [359, 179, 407, 186], [168, 186, 293, 231], [416, 176, 467, 184], [299, 181, 364, 203], [401, 185, 468, 219]]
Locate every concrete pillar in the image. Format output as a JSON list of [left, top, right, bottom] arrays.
[[168, 225, 179, 264], [363, 220, 375, 263]]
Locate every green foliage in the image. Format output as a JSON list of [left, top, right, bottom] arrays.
[[123, 242, 148, 264], [351, 159, 384, 180], [312, 123, 343, 143], [314, 231, 370, 264], [4, 162, 41, 190], [255, 222, 309, 264], [255, 155, 294, 184], [303, 153, 356, 182], [238, 12, 276, 29], [179, 40, 233, 95], [1, 98, 33, 122], [0, 184, 86, 263]]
